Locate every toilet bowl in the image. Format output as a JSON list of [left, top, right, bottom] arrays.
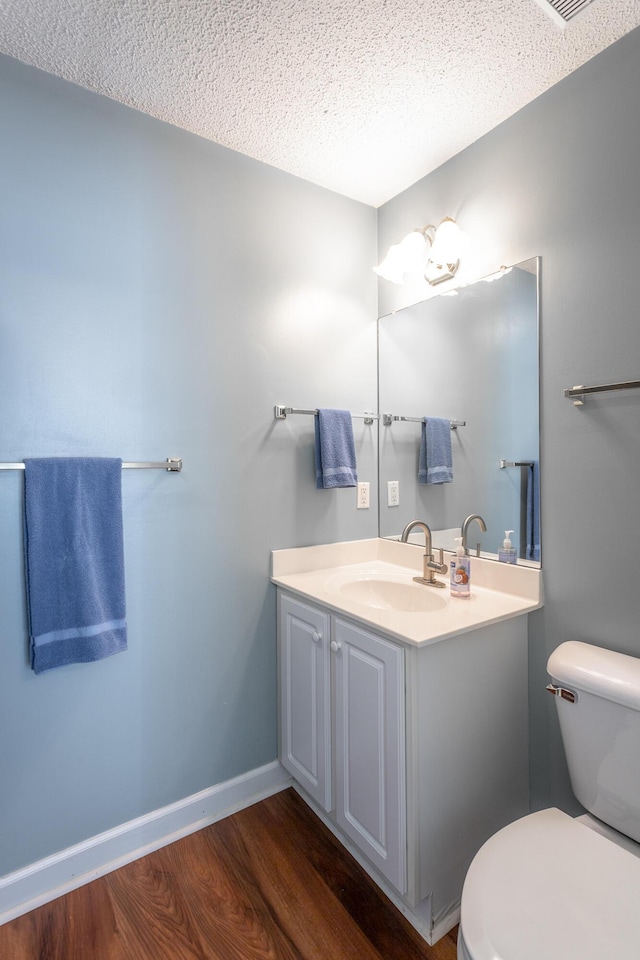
[[457, 641, 640, 959], [457, 808, 640, 959]]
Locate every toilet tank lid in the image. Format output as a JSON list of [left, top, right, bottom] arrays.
[[548, 641, 640, 711]]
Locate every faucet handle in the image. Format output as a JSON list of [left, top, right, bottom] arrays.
[[428, 547, 448, 575]]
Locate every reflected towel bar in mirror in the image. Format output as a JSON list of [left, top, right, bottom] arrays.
[[0, 458, 183, 471], [274, 405, 379, 425], [382, 414, 466, 430], [499, 460, 534, 469], [564, 379, 640, 406]]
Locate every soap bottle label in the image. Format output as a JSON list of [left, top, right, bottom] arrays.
[[450, 556, 471, 597]]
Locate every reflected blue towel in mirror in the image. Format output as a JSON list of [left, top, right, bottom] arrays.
[[24, 458, 128, 674], [419, 417, 453, 484], [526, 461, 540, 562], [314, 409, 358, 488]]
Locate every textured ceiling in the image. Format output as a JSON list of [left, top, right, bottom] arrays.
[[1, 0, 640, 206]]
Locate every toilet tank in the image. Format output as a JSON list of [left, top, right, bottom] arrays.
[[548, 640, 640, 843]]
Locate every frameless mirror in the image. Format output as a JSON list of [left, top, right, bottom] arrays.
[[378, 257, 540, 564]]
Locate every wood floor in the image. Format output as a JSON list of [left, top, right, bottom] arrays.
[[0, 788, 458, 960]]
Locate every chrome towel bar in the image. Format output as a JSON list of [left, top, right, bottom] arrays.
[[499, 459, 534, 469], [274, 405, 378, 425], [564, 379, 640, 406], [382, 414, 466, 430], [0, 458, 182, 472]]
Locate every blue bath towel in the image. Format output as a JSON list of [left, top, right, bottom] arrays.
[[526, 461, 540, 562], [314, 409, 358, 488], [24, 458, 128, 674], [418, 417, 453, 484]]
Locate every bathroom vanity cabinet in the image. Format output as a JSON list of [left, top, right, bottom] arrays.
[[277, 587, 530, 943], [279, 593, 406, 893]]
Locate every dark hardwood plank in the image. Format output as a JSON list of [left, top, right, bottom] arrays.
[[265, 789, 458, 960], [211, 797, 386, 960], [1, 878, 123, 960], [0, 788, 459, 960], [105, 849, 209, 960], [143, 822, 303, 960]]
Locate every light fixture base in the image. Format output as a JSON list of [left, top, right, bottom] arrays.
[[425, 258, 459, 286]]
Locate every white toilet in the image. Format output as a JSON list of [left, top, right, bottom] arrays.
[[457, 640, 640, 959]]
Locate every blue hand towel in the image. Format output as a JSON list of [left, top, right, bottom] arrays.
[[526, 461, 540, 562], [314, 409, 358, 489], [418, 417, 453, 484], [24, 458, 128, 674]]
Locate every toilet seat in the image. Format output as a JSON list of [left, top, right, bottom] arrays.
[[459, 807, 640, 960]]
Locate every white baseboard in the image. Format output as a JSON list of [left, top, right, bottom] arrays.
[[431, 903, 461, 945], [0, 760, 292, 927]]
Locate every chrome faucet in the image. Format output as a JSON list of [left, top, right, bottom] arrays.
[[461, 514, 487, 556], [400, 519, 448, 588]]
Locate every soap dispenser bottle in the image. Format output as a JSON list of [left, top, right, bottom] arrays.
[[499, 530, 517, 564], [450, 537, 471, 598]]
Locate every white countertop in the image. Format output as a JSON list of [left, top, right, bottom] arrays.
[[271, 538, 543, 647]]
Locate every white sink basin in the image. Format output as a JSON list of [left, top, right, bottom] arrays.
[[335, 574, 448, 613], [271, 539, 543, 647]]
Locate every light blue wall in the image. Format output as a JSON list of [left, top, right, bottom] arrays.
[[0, 54, 377, 875], [378, 26, 640, 813]]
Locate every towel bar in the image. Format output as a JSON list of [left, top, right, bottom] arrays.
[[499, 460, 534, 469], [274, 405, 378, 425], [382, 414, 466, 430], [0, 458, 183, 472], [564, 379, 640, 406]]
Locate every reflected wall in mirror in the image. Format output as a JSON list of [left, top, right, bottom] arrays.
[[378, 257, 540, 565]]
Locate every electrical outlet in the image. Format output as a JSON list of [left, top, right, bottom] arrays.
[[387, 480, 400, 506], [357, 481, 370, 509]]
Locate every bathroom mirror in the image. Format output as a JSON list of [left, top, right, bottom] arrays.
[[378, 257, 540, 564]]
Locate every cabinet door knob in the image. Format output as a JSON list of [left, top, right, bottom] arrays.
[[330, 640, 341, 653], [311, 630, 321, 643]]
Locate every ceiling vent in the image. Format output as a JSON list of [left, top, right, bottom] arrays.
[[532, 0, 599, 27]]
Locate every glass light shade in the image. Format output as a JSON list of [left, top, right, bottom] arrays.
[[374, 244, 405, 284], [397, 230, 429, 274], [374, 231, 428, 284], [430, 218, 461, 265]]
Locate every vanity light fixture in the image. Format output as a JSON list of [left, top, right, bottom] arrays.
[[374, 217, 463, 287]]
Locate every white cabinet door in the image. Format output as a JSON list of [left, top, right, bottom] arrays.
[[278, 594, 332, 811], [333, 618, 407, 894]]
